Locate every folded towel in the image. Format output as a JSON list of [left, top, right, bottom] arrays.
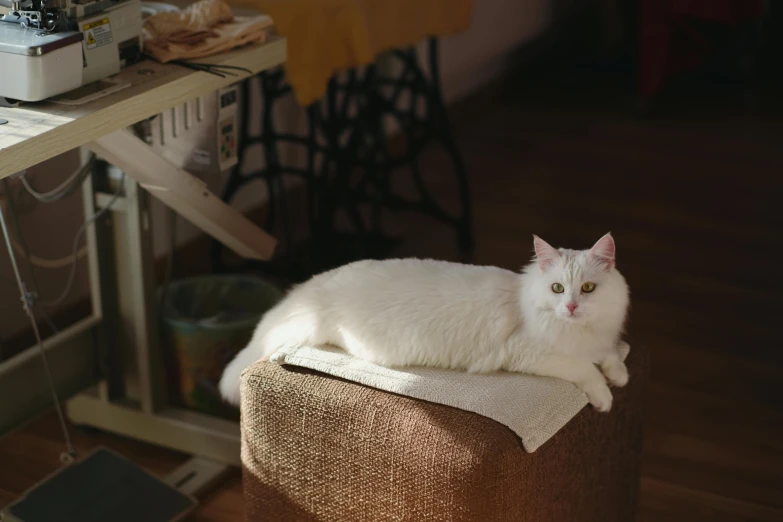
[[270, 345, 626, 452]]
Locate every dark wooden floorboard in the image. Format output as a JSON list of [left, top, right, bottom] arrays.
[[1, 71, 781, 520]]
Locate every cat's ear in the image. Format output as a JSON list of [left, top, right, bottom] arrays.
[[533, 235, 560, 271], [589, 232, 616, 271]]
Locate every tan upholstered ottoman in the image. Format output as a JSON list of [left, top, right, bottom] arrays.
[[240, 344, 648, 521]]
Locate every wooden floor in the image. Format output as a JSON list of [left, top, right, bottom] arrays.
[[1, 70, 781, 521]]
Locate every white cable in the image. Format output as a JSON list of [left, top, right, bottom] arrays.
[[43, 173, 126, 308], [20, 155, 95, 203], [8, 232, 88, 269], [0, 192, 88, 269]]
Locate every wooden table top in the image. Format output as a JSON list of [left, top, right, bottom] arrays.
[[0, 36, 286, 180]]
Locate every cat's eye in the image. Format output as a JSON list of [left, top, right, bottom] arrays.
[[551, 283, 564, 293], [581, 282, 596, 293]]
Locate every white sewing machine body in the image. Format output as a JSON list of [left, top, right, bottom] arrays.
[[0, 0, 142, 102]]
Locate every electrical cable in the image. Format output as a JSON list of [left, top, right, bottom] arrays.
[[7, 232, 88, 269], [0, 172, 89, 269], [20, 154, 96, 203], [170, 60, 252, 78], [42, 173, 126, 308]]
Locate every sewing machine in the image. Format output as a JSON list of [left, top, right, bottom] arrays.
[[0, 0, 142, 102]]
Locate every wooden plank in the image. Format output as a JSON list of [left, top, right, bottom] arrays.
[[66, 393, 241, 466], [0, 37, 286, 179], [89, 129, 276, 260], [639, 477, 783, 522]]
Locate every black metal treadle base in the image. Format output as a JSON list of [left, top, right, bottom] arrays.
[[1, 448, 195, 522], [212, 38, 474, 278]]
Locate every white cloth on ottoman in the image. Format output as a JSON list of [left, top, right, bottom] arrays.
[[269, 345, 618, 452]]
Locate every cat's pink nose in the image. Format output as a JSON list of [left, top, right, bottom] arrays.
[[566, 303, 579, 314]]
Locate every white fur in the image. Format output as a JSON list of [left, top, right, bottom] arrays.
[[219, 234, 630, 411]]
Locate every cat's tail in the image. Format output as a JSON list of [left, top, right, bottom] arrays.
[[218, 340, 265, 406], [218, 298, 317, 406]]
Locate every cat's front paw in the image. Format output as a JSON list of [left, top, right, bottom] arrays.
[[617, 340, 631, 362], [583, 381, 613, 413], [602, 360, 629, 388]]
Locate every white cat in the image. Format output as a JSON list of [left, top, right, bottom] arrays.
[[220, 233, 630, 412]]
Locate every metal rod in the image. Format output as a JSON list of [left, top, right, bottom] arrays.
[[1, 179, 59, 335], [0, 199, 77, 463]]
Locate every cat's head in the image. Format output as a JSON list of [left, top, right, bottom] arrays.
[[525, 233, 628, 326]]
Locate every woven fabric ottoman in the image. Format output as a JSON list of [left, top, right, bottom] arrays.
[[240, 344, 648, 521]]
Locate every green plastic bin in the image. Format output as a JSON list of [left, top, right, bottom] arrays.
[[160, 275, 282, 419]]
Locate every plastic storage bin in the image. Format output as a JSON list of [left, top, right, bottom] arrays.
[[160, 275, 281, 418]]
